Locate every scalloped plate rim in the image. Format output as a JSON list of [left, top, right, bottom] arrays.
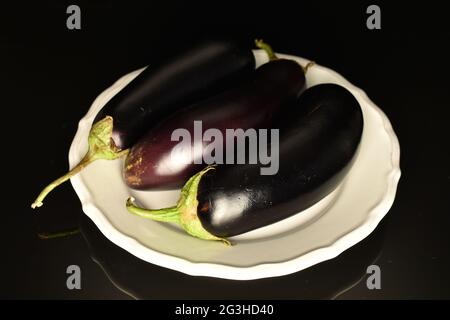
[[69, 54, 401, 280]]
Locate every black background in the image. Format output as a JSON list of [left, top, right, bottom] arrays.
[[1, 1, 449, 299]]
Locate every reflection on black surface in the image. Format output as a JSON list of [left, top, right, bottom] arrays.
[[81, 214, 387, 299]]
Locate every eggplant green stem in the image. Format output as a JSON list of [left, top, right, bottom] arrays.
[[126, 166, 231, 245], [31, 116, 128, 209], [255, 39, 278, 61], [255, 39, 315, 73], [126, 198, 180, 223]]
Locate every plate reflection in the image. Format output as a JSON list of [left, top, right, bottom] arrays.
[[80, 214, 387, 299]]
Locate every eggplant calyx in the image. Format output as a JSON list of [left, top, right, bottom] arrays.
[[126, 166, 231, 245], [31, 116, 128, 209], [178, 166, 231, 245], [255, 39, 278, 61]]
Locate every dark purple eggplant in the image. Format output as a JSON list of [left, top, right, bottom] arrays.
[[32, 38, 273, 209], [124, 59, 306, 190], [126, 84, 364, 243]]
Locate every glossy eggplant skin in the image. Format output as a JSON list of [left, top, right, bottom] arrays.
[[124, 59, 306, 190], [94, 38, 255, 149], [196, 84, 364, 238]]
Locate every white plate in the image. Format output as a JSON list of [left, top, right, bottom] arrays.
[[69, 52, 401, 280]]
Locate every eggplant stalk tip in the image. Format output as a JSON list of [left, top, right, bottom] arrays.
[[255, 39, 278, 61], [31, 116, 128, 209], [303, 61, 315, 73]]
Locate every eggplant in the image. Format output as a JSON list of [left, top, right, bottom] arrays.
[[126, 84, 364, 243], [124, 59, 306, 190], [32, 38, 274, 209]]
